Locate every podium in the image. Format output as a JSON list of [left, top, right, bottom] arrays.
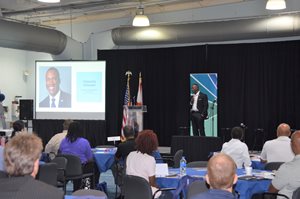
[[124, 105, 147, 132]]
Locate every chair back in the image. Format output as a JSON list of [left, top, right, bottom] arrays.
[[73, 189, 107, 199], [36, 162, 58, 186], [264, 162, 284, 171], [187, 161, 208, 168], [57, 154, 82, 177], [173, 149, 183, 168], [187, 180, 209, 199], [123, 175, 152, 199], [51, 156, 68, 181], [292, 187, 300, 199]]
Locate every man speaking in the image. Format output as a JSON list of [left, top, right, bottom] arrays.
[[39, 67, 71, 108], [190, 83, 208, 136]]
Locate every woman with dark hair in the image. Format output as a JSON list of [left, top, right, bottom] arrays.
[[59, 121, 96, 191], [11, 120, 25, 138], [126, 130, 170, 199]]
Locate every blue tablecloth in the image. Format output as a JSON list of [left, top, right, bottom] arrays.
[[251, 160, 265, 170], [92, 148, 117, 173], [157, 168, 271, 199]]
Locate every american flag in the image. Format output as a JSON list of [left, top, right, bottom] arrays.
[[121, 78, 131, 136]]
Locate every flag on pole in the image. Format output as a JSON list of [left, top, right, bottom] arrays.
[[136, 72, 143, 106], [121, 71, 132, 137]]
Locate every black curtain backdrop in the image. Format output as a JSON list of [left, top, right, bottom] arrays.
[[100, 40, 300, 149], [33, 120, 106, 147]]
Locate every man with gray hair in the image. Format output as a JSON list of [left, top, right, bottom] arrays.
[[269, 131, 300, 198], [0, 133, 63, 199], [191, 153, 238, 199], [260, 123, 294, 163]]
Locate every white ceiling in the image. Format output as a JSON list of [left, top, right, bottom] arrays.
[[0, 0, 247, 25]]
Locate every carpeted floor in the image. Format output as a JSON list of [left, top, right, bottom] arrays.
[[65, 170, 117, 198]]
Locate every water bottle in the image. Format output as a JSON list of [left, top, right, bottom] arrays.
[[180, 156, 187, 176]]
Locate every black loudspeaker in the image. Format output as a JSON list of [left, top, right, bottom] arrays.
[[19, 99, 34, 120]]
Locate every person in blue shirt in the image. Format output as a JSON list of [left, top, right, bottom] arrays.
[[191, 153, 238, 199]]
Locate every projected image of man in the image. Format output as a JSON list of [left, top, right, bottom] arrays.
[[39, 67, 71, 108]]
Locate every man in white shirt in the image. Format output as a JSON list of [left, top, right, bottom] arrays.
[[44, 119, 73, 155], [260, 123, 294, 163], [221, 126, 251, 168], [269, 131, 300, 198]]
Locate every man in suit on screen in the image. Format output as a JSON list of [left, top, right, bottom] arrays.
[[39, 67, 71, 108], [190, 83, 208, 136]]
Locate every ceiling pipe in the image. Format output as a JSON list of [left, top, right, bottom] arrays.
[[0, 19, 82, 59], [111, 13, 300, 45]]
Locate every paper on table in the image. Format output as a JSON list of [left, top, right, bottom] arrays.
[[156, 163, 169, 177]]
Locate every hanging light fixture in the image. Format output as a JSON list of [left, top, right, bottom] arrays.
[[132, 5, 150, 27], [38, 0, 60, 3], [266, 0, 286, 10]]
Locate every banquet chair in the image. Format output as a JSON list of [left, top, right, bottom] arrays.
[[251, 192, 288, 199], [51, 156, 68, 192], [123, 175, 175, 199], [292, 187, 300, 199], [73, 189, 107, 199], [36, 162, 58, 186], [159, 149, 183, 168], [57, 154, 95, 190], [186, 161, 208, 168], [264, 162, 284, 171], [186, 180, 209, 199]]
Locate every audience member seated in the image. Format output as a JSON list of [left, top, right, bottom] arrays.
[[260, 123, 294, 163], [10, 120, 25, 138], [0, 133, 64, 199], [221, 126, 251, 168], [190, 153, 238, 199], [126, 130, 172, 199], [268, 131, 300, 198], [45, 119, 73, 155], [0, 145, 4, 171], [115, 125, 136, 161], [59, 121, 98, 191]]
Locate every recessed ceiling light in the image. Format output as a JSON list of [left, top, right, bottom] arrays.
[[38, 0, 60, 3]]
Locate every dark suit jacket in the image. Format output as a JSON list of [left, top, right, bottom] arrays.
[[0, 175, 64, 199], [115, 138, 136, 160], [190, 92, 208, 118], [39, 90, 71, 108]]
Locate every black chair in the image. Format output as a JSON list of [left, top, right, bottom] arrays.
[[57, 154, 95, 191], [264, 162, 284, 171], [123, 175, 175, 199], [292, 187, 300, 199], [51, 156, 68, 192], [73, 189, 107, 199], [160, 149, 184, 168], [36, 162, 58, 186], [113, 159, 127, 198], [186, 161, 208, 168], [251, 192, 288, 199], [186, 180, 209, 199]]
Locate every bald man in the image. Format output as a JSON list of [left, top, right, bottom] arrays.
[[191, 153, 238, 199], [260, 123, 294, 163], [269, 131, 300, 198]]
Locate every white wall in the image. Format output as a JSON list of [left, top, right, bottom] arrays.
[[0, 47, 51, 122]]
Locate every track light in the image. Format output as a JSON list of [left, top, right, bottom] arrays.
[[132, 6, 150, 27], [266, 0, 286, 10], [38, 0, 60, 3]]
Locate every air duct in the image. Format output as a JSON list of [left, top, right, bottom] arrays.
[[112, 13, 300, 45], [0, 19, 67, 55]]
